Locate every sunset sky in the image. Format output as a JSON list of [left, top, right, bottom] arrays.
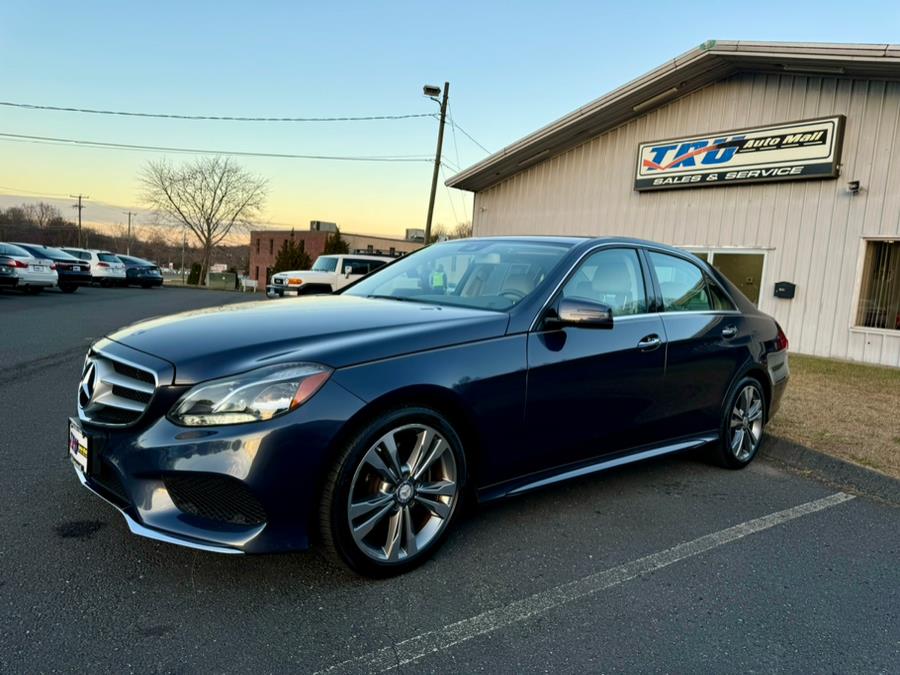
[[0, 1, 895, 239]]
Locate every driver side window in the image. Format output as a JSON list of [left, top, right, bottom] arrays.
[[562, 248, 648, 316]]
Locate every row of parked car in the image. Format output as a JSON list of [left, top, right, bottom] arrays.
[[0, 242, 163, 294]]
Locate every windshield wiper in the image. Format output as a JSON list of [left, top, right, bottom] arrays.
[[366, 294, 423, 303]]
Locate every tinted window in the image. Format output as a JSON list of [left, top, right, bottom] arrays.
[[562, 248, 647, 316], [98, 253, 122, 263], [20, 245, 78, 260], [707, 278, 736, 311], [0, 243, 32, 257], [648, 252, 713, 312], [343, 258, 381, 275]]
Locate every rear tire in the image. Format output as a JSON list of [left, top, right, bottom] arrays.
[[711, 376, 766, 469], [318, 406, 466, 577], [59, 284, 78, 293]]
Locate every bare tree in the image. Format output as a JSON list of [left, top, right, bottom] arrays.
[[140, 156, 266, 283], [24, 202, 61, 229]]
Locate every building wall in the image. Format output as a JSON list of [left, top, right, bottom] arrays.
[[248, 230, 423, 285], [472, 73, 900, 366]]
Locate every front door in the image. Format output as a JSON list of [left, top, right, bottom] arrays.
[[524, 248, 667, 476]]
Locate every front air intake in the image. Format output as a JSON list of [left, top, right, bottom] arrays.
[[164, 474, 267, 526]]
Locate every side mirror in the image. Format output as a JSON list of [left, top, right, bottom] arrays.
[[548, 298, 614, 329], [344, 265, 352, 277]]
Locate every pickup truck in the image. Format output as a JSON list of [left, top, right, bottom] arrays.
[[266, 253, 393, 297]]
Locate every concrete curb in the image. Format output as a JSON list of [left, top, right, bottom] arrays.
[[761, 436, 900, 506]]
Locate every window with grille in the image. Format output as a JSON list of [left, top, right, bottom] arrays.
[[856, 240, 900, 331]]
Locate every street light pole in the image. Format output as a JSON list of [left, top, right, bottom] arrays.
[[424, 81, 449, 245]]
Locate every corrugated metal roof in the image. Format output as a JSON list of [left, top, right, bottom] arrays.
[[447, 40, 900, 192]]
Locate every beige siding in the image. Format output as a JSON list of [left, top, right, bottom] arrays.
[[473, 73, 900, 367]]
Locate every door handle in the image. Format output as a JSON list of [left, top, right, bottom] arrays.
[[637, 334, 662, 351], [722, 325, 738, 339]]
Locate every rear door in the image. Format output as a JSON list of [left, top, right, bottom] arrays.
[[646, 250, 748, 435], [524, 247, 668, 475]]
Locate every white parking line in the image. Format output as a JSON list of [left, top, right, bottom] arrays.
[[317, 491, 855, 674]]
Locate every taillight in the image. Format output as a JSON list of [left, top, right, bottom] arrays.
[[774, 323, 789, 352], [50, 264, 57, 270], [10, 259, 28, 268], [97, 262, 109, 268]]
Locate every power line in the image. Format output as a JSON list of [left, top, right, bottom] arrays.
[[0, 132, 433, 162], [446, 114, 491, 154], [0, 100, 435, 123], [0, 184, 70, 199]]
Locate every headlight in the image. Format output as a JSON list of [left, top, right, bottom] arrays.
[[169, 363, 331, 426]]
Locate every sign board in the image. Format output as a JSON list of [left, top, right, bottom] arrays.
[[634, 116, 845, 191]]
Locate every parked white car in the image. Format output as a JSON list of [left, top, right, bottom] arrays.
[[61, 248, 127, 286], [0, 242, 58, 293], [267, 254, 393, 297]]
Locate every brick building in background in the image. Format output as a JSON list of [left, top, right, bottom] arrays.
[[248, 225, 423, 285]]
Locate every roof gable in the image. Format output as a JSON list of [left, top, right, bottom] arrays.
[[448, 40, 900, 192]]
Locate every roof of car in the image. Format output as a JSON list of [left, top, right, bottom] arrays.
[[458, 235, 689, 253]]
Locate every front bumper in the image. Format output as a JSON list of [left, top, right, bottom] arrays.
[[71, 378, 366, 554]]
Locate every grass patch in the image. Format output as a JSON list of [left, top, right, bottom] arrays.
[[769, 354, 900, 479]]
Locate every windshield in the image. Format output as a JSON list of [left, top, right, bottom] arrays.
[[98, 253, 122, 263], [344, 239, 572, 311], [312, 256, 339, 272]]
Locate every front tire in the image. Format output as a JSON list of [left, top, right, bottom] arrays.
[[712, 377, 766, 469], [318, 407, 466, 577]]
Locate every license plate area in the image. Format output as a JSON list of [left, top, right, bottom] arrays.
[[68, 418, 89, 472]]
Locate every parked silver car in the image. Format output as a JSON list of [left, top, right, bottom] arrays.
[[0, 242, 57, 293]]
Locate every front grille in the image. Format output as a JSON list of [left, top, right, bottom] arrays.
[[164, 474, 267, 526], [273, 278, 283, 285], [78, 352, 157, 426]]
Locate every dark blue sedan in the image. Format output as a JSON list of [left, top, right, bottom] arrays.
[[68, 236, 789, 576]]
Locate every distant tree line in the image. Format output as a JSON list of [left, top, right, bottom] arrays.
[[0, 202, 249, 272]]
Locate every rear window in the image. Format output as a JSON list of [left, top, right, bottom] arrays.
[[22, 245, 77, 260], [0, 243, 31, 257], [98, 253, 122, 263]]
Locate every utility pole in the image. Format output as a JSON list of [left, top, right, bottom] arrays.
[[181, 225, 186, 284], [425, 81, 449, 245], [70, 194, 89, 247], [123, 211, 136, 254]]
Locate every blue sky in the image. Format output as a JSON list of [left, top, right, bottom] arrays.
[[0, 0, 897, 236]]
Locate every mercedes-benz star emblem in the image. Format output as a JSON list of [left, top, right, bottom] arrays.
[[79, 362, 96, 406]]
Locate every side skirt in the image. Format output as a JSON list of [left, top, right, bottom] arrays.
[[481, 434, 718, 501]]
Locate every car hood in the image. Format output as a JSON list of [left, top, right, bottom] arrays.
[[106, 295, 509, 384]]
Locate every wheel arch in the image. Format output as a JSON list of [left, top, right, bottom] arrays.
[[309, 384, 482, 535]]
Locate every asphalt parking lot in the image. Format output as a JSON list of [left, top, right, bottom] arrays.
[[1, 286, 897, 673]]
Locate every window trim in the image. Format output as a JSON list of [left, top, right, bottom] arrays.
[[851, 236, 900, 332], [644, 247, 740, 315], [531, 244, 651, 331]]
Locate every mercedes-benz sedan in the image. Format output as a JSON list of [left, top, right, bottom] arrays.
[[68, 236, 789, 576]]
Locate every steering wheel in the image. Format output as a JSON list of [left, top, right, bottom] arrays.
[[499, 289, 526, 301]]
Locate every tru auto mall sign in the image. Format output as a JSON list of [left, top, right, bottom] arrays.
[[634, 115, 845, 191]]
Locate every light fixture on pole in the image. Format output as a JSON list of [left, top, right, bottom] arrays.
[[423, 81, 449, 245]]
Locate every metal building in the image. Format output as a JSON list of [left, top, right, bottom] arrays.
[[448, 41, 900, 366]]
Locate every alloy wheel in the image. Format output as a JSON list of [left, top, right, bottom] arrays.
[[347, 423, 458, 562], [730, 385, 763, 462]]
